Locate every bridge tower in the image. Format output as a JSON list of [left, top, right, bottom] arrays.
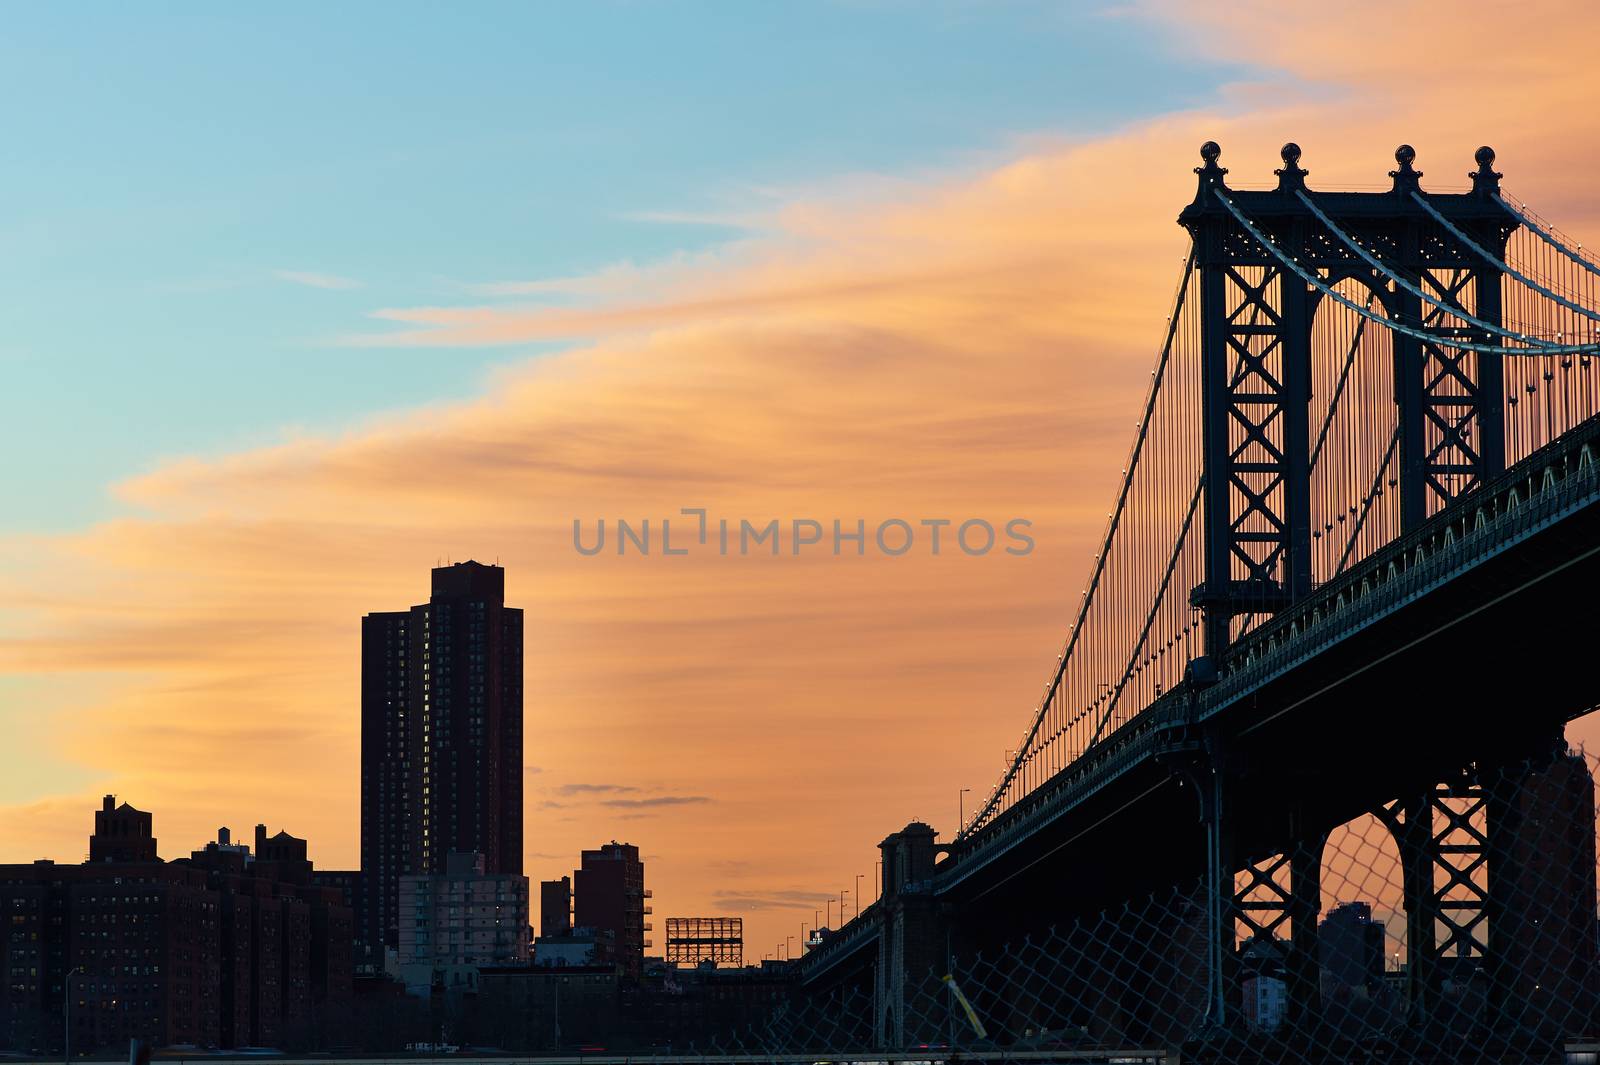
[[1178, 142, 1526, 1039], [1179, 141, 1513, 660]]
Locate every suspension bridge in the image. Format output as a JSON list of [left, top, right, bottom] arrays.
[[776, 142, 1600, 1064]]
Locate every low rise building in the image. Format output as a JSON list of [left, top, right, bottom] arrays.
[[396, 852, 529, 995]]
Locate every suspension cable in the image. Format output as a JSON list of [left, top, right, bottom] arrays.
[[1409, 191, 1600, 324], [960, 251, 1196, 839], [1085, 476, 1203, 750], [1215, 191, 1600, 357], [1295, 190, 1592, 351], [1335, 426, 1400, 576], [1499, 196, 1600, 282], [1310, 291, 1376, 471]]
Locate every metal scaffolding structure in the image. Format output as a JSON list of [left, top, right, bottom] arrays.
[[666, 917, 744, 966]]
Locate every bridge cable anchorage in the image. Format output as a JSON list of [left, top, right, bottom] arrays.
[[1085, 476, 1203, 750], [1409, 191, 1600, 325], [1499, 194, 1600, 281], [1292, 188, 1600, 353], [1214, 189, 1600, 357], [958, 250, 1198, 841]]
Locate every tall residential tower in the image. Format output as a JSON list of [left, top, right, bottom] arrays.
[[360, 562, 524, 964]]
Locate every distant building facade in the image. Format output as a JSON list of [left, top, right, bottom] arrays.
[[1319, 901, 1385, 997], [0, 799, 351, 1057], [396, 852, 529, 995], [573, 842, 648, 979], [632, 960, 795, 1050], [180, 825, 353, 1049], [534, 927, 616, 969], [477, 966, 620, 1051], [540, 876, 572, 937], [360, 561, 524, 967], [89, 795, 159, 863], [1239, 937, 1287, 1034]]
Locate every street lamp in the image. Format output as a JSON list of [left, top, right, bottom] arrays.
[[63, 966, 82, 1064], [787, 935, 794, 959], [826, 898, 834, 928], [839, 889, 847, 925], [855, 874, 863, 918], [959, 788, 972, 831]]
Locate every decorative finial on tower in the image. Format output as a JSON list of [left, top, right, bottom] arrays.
[[1389, 144, 1422, 192], [1275, 142, 1307, 191], [1191, 141, 1228, 205], [1471, 145, 1502, 195]]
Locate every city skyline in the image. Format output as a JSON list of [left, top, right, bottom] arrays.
[[5, 0, 1600, 967]]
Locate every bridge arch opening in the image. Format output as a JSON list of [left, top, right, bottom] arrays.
[[1320, 812, 1410, 1008], [1307, 274, 1400, 586]]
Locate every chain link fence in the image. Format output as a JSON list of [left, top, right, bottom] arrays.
[[694, 746, 1600, 1064]]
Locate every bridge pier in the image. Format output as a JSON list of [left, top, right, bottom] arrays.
[[1201, 783, 1327, 1036], [1198, 761, 1236, 1030], [1284, 824, 1325, 1028], [1374, 736, 1596, 1048], [874, 822, 947, 1050]]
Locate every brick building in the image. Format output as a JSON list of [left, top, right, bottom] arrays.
[[573, 842, 648, 979], [361, 562, 525, 968], [0, 798, 352, 1057], [540, 876, 572, 937]]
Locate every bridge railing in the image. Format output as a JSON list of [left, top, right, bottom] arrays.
[[793, 900, 882, 985]]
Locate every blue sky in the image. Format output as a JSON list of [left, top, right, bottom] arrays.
[[0, 2, 1242, 531]]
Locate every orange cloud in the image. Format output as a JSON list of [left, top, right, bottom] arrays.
[[3, 0, 1599, 963]]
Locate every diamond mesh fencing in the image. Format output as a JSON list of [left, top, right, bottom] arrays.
[[694, 745, 1600, 1064]]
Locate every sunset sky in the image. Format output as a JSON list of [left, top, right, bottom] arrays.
[[3, 0, 1598, 960]]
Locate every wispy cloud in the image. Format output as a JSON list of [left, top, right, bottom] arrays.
[[599, 795, 710, 809], [274, 269, 364, 291], [452, 250, 741, 303], [557, 782, 639, 796], [710, 888, 838, 911]]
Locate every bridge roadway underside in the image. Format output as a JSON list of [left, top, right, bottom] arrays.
[[942, 488, 1600, 948]]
